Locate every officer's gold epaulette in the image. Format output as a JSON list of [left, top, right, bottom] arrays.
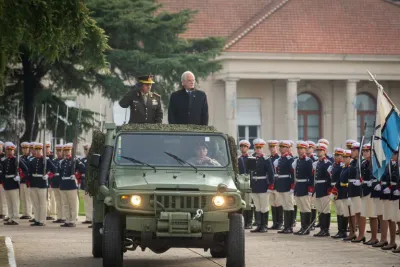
[[152, 92, 160, 97]]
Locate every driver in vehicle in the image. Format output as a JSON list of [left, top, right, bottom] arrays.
[[188, 142, 221, 166]]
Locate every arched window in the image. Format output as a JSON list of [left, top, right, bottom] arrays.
[[297, 93, 322, 143], [356, 93, 376, 139]]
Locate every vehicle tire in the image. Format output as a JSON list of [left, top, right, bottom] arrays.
[[210, 248, 227, 258], [92, 222, 103, 258], [226, 213, 245, 267], [102, 212, 123, 267]]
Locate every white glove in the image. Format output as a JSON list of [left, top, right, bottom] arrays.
[[14, 176, 20, 182], [383, 187, 391, 194], [366, 180, 373, 187], [267, 189, 273, 193], [329, 193, 335, 200], [42, 174, 49, 181], [308, 192, 313, 197], [71, 175, 76, 180], [352, 180, 361, 186], [394, 190, 400, 196], [289, 189, 294, 194], [374, 184, 381, 191]]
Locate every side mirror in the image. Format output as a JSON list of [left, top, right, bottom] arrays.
[[89, 154, 101, 168], [246, 157, 257, 171]]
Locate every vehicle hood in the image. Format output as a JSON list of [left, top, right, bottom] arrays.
[[112, 169, 237, 192]]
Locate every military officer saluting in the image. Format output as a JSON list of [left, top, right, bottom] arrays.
[[267, 140, 283, 230], [28, 142, 56, 226], [19, 142, 32, 220], [59, 143, 86, 227], [313, 143, 333, 237], [292, 141, 314, 235], [238, 140, 252, 229], [1, 142, 29, 225], [249, 138, 275, 233], [274, 140, 295, 234], [119, 74, 163, 124]]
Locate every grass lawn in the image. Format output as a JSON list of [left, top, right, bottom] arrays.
[[0, 236, 8, 267]]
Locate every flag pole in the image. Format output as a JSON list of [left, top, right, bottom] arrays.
[[367, 70, 399, 113]]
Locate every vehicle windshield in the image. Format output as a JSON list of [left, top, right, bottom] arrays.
[[114, 133, 230, 168]]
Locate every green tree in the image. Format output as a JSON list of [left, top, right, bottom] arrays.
[[1, 0, 224, 143], [86, 0, 225, 106]]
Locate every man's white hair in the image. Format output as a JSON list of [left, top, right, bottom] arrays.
[[181, 71, 195, 81]]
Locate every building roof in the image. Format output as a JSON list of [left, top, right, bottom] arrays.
[[158, 0, 400, 55]]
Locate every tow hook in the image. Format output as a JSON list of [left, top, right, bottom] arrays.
[[192, 209, 204, 220]]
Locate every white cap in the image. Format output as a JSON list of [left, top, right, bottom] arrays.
[[4, 142, 16, 150], [253, 138, 266, 146], [296, 141, 309, 148], [318, 139, 329, 146], [239, 140, 251, 147]]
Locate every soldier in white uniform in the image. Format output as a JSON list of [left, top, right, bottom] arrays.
[[267, 140, 283, 230], [19, 142, 32, 219], [0, 141, 8, 219]]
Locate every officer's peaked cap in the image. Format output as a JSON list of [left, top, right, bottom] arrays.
[[239, 140, 251, 147]]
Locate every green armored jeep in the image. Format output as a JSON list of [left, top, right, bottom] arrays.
[[88, 123, 246, 267]]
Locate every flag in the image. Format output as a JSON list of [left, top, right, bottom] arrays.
[[372, 88, 400, 180]]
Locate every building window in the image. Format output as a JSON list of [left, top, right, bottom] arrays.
[[237, 98, 261, 149], [297, 93, 321, 143], [356, 93, 376, 140]]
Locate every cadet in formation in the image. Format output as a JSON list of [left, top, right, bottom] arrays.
[[19, 142, 32, 220], [51, 144, 66, 223], [238, 140, 252, 229], [267, 140, 283, 230], [80, 143, 93, 228]]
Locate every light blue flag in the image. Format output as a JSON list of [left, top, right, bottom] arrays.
[[372, 88, 400, 180]]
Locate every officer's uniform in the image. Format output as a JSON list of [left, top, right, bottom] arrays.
[[51, 144, 66, 223], [328, 148, 346, 238], [0, 142, 29, 225], [0, 141, 8, 219], [238, 140, 252, 229], [119, 75, 163, 124], [249, 139, 275, 233], [28, 142, 56, 226], [348, 142, 362, 216], [334, 149, 351, 238], [59, 143, 86, 227], [266, 140, 283, 230], [292, 141, 314, 235], [312, 143, 333, 237], [19, 142, 32, 219], [274, 140, 295, 234], [360, 143, 378, 219], [306, 141, 319, 229], [45, 141, 56, 221], [80, 144, 92, 226]]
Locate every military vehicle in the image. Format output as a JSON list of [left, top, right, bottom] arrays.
[[88, 123, 247, 267]]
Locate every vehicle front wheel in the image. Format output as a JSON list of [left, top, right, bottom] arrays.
[[92, 222, 103, 258], [226, 213, 245, 267], [102, 212, 123, 267], [210, 248, 227, 258]]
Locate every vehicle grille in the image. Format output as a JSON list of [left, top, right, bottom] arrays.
[[152, 195, 207, 210]]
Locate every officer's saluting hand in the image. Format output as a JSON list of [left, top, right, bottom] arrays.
[[119, 75, 163, 124]]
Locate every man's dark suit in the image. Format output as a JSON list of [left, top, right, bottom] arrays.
[[168, 88, 208, 125]]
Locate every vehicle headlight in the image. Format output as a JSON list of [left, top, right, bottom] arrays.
[[212, 196, 225, 207], [131, 195, 142, 206], [120, 195, 130, 205]]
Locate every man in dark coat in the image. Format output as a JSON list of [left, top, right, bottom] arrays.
[[168, 71, 208, 125], [119, 75, 163, 124]]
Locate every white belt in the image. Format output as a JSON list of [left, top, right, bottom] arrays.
[[296, 179, 307, 182], [252, 176, 267, 180], [381, 182, 387, 185], [348, 179, 357, 182], [278, 175, 290, 178], [55, 173, 60, 176], [5, 175, 15, 179], [330, 182, 336, 186], [315, 180, 326, 184], [362, 179, 377, 184], [391, 182, 397, 186], [274, 174, 279, 178], [32, 174, 43, 178], [62, 176, 75, 180]]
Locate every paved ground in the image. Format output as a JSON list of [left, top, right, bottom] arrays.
[[1, 217, 400, 267]]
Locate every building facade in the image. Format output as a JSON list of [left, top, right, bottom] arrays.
[[159, 0, 400, 149]]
